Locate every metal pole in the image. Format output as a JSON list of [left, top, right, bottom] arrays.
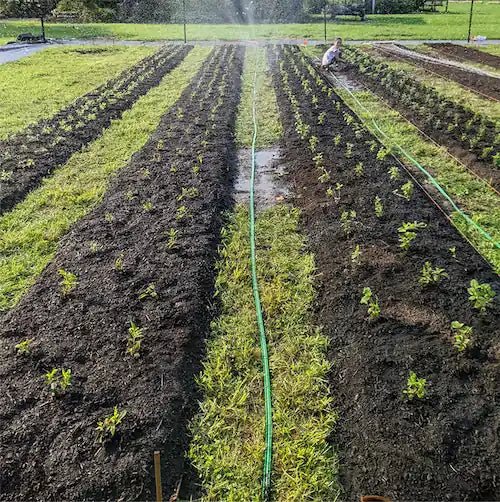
[[445, 0, 449, 12], [41, 16, 46, 42], [183, 0, 187, 44], [372, 0, 375, 14], [467, 0, 474, 43], [324, 1, 327, 44]]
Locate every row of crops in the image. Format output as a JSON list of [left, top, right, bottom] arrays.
[[0, 43, 498, 501]]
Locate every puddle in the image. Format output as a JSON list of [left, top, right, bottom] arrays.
[[235, 147, 289, 210]]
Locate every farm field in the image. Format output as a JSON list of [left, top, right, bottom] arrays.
[[1, 2, 500, 42], [0, 41, 499, 501]]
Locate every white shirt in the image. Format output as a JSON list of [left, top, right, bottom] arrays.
[[322, 46, 340, 66]]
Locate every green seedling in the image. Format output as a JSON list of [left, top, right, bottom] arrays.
[[177, 205, 190, 221], [419, 261, 448, 286], [44, 368, 72, 396], [403, 371, 426, 400], [125, 190, 135, 201], [467, 279, 495, 312], [178, 187, 199, 202], [89, 241, 101, 253], [313, 152, 324, 169], [167, 228, 178, 250], [15, 339, 31, 355], [192, 164, 201, 176], [105, 212, 114, 224], [397, 221, 427, 252], [388, 166, 400, 180], [96, 407, 127, 443], [374, 196, 383, 218], [318, 169, 330, 184], [451, 321, 472, 352], [0, 170, 12, 181], [376, 147, 390, 160], [61, 369, 72, 391], [393, 181, 414, 201], [355, 162, 364, 177], [114, 252, 124, 272], [142, 168, 150, 178], [156, 139, 165, 151], [360, 287, 380, 319], [341, 210, 357, 235], [318, 112, 326, 125], [345, 143, 354, 159], [127, 321, 144, 358], [139, 283, 158, 300], [351, 244, 361, 266], [142, 201, 153, 211], [333, 134, 341, 146], [58, 269, 78, 296], [309, 136, 318, 153], [449, 247, 457, 259]]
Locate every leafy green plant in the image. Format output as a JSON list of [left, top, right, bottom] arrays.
[[345, 143, 354, 159], [167, 228, 177, 250], [44, 368, 72, 396], [89, 241, 101, 253], [341, 210, 356, 235], [309, 136, 318, 153], [139, 283, 158, 300], [351, 244, 361, 266], [177, 205, 190, 220], [419, 261, 448, 286], [125, 190, 135, 201], [15, 339, 31, 355], [318, 169, 330, 184], [105, 212, 114, 224], [96, 407, 127, 444], [360, 287, 380, 319], [114, 252, 124, 272], [388, 166, 400, 180], [467, 279, 495, 312], [318, 111, 326, 125], [397, 221, 427, 252], [142, 201, 153, 211], [178, 187, 199, 201], [449, 247, 457, 259], [58, 269, 78, 296], [374, 196, 383, 218], [376, 147, 390, 160], [354, 162, 364, 177], [333, 134, 341, 146], [451, 321, 472, 352], [393, 181, 414, 201], [127, 321, 144, 358], [403, 371, 426, 400]]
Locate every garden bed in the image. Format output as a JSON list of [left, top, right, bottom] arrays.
[[271, 45, 499, 501], [0, 45, 191, 216], [0, 45, 243, 501], [426, 42, 500, 70]]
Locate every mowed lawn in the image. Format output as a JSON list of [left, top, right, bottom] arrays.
[[0, 2, 499, 42]]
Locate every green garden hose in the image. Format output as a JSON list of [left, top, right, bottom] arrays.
[[250, 61, 273, 501], [328, 70, 500, 251]]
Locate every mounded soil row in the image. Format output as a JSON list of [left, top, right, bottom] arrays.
[[346, 47, 499, 185], [426, 43, 500, 70], [0, 45, 191, 216], [271, 46, 499, 501], [373, 45, 500, 101], [0, 45, 243, 501]]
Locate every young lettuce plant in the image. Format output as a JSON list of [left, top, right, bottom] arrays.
[[467, 280, 495, 312], [44, 368, 72, 397], [419, 262, 448, 286], [58, 270, 78, 296], [15, 339, 32, 355], [451, 321, 472, 352], [398, 222, 427, 252], [393, 181, 414, 201], [403, 371, 426, 400], [360, 287, 380, 320], [388, 166, 400, 180]]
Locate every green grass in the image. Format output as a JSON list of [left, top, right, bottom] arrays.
[[0, 45, 154, 139], [336, 87, 500, 272], [475, 44, 500, 57], [363, 46, 500, 121], [236, 47, 282, 148], [189, 205, 338, 501], [0, 46, 211, 312], [1, 3, 499, 41]]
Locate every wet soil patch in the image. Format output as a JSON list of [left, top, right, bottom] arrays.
[[271, 45, 499, 501], [0, 45, 191, 216], [371, 45, 500, 101], [0, 45, 243, 501], [426, 43, 500, 70]]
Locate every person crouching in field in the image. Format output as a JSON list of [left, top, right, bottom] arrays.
[[322, 38, 342, 70]]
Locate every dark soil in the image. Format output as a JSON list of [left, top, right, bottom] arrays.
[[0, 45, 191, 216], [271, 45, 500, 501], [426, 43, 500, 70], [372, 45, 500, 101], [0, 45, 243, 501]]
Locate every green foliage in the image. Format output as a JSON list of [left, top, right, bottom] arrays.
[[58, 269, 78, 296], [393, 180, 414, 201], [351, 244, 361, 265], [360, 286, 380, 319], [374, 195, 383, 218], [403, 371, 427, 400], [388, 166, 400, 180], [355, 162, 364, 177], [467, 279, 495, 312], [397, 221, 427, 252], [95, 407, 127, 443], [44, 368, 72, 396], [341, 210, 356, 235], [114, 252, 124, 272], [15, 339, 31, 355], [127, 321, 144, 358], [166, 228, 177, 250], [139, 283, 157, 299], [451, 321, 472, 352], [419, 261, 448, 286]]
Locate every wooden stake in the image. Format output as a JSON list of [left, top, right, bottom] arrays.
[[154, 451, 163, 502]]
